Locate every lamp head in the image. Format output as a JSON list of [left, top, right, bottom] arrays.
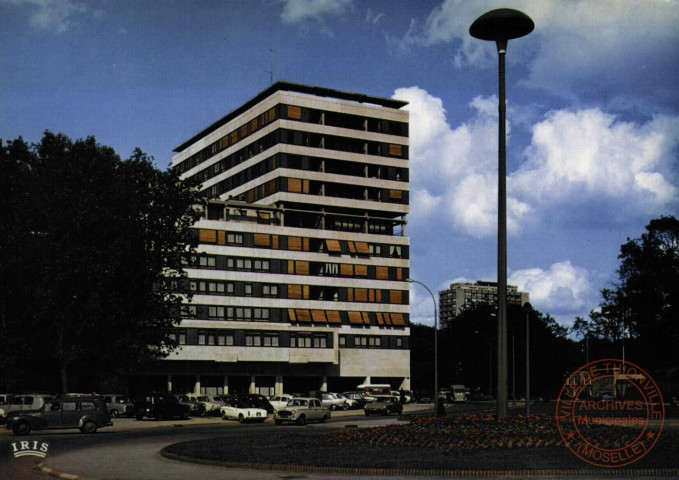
[[470, 8, 534, 43]]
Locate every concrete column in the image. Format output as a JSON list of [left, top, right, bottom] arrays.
[[320, 376, 328, 392], [223, 375, 229, 395], [399, 377, 411, 390], [275, 376, 284, 395], [249, 376, 256, 394], [194, 376, 201, 395], [363, 376, 371, 386], [167, 375, 173, 393]]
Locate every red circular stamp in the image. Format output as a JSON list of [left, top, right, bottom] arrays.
[[556, 358, 664, 468]]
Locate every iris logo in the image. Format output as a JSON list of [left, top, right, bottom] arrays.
[[11, 440, 49, 458]]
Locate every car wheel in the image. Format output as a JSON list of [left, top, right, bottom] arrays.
[[221, 411, 227, 420], [342, 404, 348, 411], [320, 414, 328, 423], [135, 414, 143, 421], [13, 421, 30, 435], [274, 419, 282, 425], [238, 414, 245, 424], [81, 421, 97, 434], [296, 414, 306, 426], [110, 409, 119, 418]]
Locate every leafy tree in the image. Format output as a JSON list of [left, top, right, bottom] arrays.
[[440, 302, 579, 399], [589, 216, 679, 371], [0, 132, 200, 392]]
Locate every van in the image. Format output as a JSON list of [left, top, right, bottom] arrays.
[[6, 396, 111, 435]]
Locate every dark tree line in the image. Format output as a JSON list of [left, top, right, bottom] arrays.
[[573, 216, 679, 375], [411, 303, 580, 398], [0, 132, 200, 393]]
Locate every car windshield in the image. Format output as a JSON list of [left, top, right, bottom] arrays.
[[288, 399, 307, 407], [116, 397, 129, 403]]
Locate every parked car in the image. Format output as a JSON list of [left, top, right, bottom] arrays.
[[220, 399, 268, 423], [173, 394, 205, 416], [134, 394, 190, 420], [321, 393, 348, 411], [364, 396, 403, 416], [5, 396, 112, 435], [274, 397, 330, 425], [413, 390, 433, 403], [269, 394, 294, 413], [342, 391, 368, 409], [243, 394, 274, 414], [0, 394, 52, 424], [451, 385, 467, 402], [102, 394, 134, 418], [0, 394, 15, 405], [194, 395, 223, 416]]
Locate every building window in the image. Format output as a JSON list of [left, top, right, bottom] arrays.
[[227, 233, 243, 245], [244, 283, 252, 296], [263, 334, 279, 347], [179, 330, 186, 345], [208, 306, 225, 319], [198, 331, 206, 345], [396, 337, 403, 348], [199, 256, 216, 268], [262, 285, 278, 297], [339, 335, 346, 348]]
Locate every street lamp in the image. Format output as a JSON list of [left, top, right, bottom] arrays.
[[470, 8, 534, 420], [523, 302, 532, 416], [474, 330, 492, 397], [407, 278, 439, 414]]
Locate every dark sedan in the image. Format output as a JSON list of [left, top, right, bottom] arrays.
[[364, 396, 403, 416]]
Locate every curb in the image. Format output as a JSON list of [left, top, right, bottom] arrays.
[[159, 449, 679, 477], [38, 461, 95, 480]]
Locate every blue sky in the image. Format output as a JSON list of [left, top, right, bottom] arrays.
[[2, 0, 678, 329]]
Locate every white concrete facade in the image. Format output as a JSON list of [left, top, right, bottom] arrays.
[[164, 82, 411, 396]]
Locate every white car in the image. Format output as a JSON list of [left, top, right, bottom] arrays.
[[220, 401, 268, 423], [195, 395, 223, 416], [269, 394, 293, 413], [274, 397, 330, 425]]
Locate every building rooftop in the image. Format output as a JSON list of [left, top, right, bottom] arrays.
[[174, 81, 409, 153]]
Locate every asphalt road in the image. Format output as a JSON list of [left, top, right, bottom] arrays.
[[2, 402, 672, 480]]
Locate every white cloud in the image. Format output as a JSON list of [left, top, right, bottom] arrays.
[[509, 261, 595, 314], [513, 109, 679, 211], [278, 0, 352, 24], [3, 0, 90, 33], [395, 86, 679, 237], [393, 86, 531, 238], [401, 0, 679, 111], [365, 8, 384, 25]]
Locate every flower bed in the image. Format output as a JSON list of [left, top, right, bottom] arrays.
[[325, 413, 657, 454]]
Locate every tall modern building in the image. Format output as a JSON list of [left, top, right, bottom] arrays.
[[439, 281, 529, 327], [157, 82, 410, 396]]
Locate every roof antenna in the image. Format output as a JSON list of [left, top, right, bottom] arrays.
[[268, 48, 279, 85]]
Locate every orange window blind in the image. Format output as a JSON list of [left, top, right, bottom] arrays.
[[389, 144, 402, 157], [390, 290, 403, 304], [348, 312, 363, 325], [325, 239, 341, 253], [311, 310, 327, 324], [199, 229, 216, 243], [288, 106, 302, 119], [355, 242, 370, 255], [326, 311, 342, 324]]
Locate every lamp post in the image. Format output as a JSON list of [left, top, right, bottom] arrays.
[[523, 302, 532, 416], [407, 278, 439, 413], [474, 330, 492, 396], [470, 8, 534, 419]]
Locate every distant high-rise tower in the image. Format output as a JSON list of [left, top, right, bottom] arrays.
[[439, 281, 529, 327]]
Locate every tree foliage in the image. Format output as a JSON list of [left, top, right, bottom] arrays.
[[0, 132, 200, 392], [418, 302, 579, 398], [583, 216, 679, 371]]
